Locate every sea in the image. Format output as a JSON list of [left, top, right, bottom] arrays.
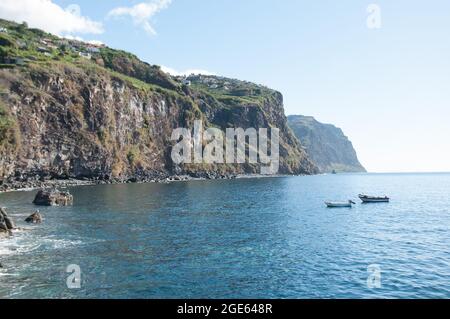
[[1, 173, 450, 299]]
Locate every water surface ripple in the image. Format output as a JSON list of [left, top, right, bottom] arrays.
[[1, 173, 450, 298]]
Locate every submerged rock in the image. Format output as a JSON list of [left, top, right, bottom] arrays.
[[25, 211, 43, 224], [0, 229, 10, 238], [33, 189, 73, 206], [0, 224, 12, 238]]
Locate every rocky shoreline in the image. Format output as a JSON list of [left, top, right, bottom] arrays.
[[0, 170, 295, 195]]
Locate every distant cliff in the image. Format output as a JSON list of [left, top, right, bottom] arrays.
[[0, 19, 317, 190], [288, 115, 366, 173]]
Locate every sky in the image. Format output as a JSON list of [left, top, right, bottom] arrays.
[[1, 0, 449, 173]]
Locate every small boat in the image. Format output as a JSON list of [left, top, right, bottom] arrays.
[[358, 194, 390, 203], [325, 200, 356, 208]]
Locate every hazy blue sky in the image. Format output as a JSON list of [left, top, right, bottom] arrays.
[[2, 0, 449, 172]]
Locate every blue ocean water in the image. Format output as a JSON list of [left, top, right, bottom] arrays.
[[1, 173, 450, 299]]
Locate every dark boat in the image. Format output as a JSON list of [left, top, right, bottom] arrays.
[[359, 194, 390, 203]]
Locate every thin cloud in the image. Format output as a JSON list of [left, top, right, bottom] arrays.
[[86, 40, 104, 46], [0, 0, 103, 35], [161, 66, 216, 77], [107, 0, 172, 36], [61, 34, 84, 42], [61, 35, 104, 46]]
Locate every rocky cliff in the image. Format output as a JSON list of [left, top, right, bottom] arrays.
[[0, 19, 317, 190], [288, 115, 366, 173]]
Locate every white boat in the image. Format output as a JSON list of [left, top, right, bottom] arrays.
[[359, 194, 390, 203], [325, 200, 356, 208]]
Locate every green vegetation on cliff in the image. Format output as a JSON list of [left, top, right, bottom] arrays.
[[0, 101, 17, 148]]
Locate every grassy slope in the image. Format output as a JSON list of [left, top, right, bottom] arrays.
[[0, 18, 278, 111]]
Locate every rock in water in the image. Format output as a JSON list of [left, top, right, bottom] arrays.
[[25, 211, 43, 224], [0, 207, 15, 230], [0, 211, 7, 231], [33, 189, 73, 206], [4, 216, 15, 230], [0, 219, 11, 238], [0, 227, 11, 238]]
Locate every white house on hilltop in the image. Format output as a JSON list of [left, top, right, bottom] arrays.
[[79, 52, 92, 59], [87, 46, 100, 53]]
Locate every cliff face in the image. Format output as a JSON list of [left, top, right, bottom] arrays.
[[288, 115, 366, 173], [0, 19, 317, 189]]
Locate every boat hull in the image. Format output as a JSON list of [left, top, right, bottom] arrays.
[[360, 199, 389, 203], [359, 195, 389, 203], [325, 202, 352, 208]]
